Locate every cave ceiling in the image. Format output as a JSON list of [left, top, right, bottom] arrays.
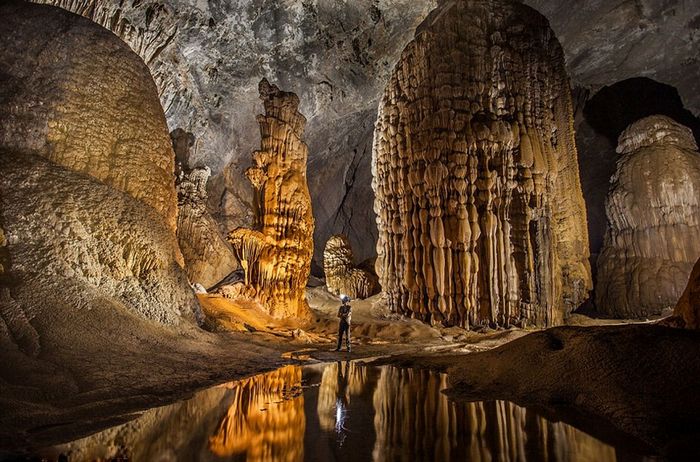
[[33, 0, 700, 270]]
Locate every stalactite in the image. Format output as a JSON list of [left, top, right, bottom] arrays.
[[596, 116, 700, 318], [227, 79, 314, 319], [372, 0, 591, 329], [323, 234, 379, 299]]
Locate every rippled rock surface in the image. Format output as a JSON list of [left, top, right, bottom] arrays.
[[0, 0, 198, 326], [596, 116, 700, 318]]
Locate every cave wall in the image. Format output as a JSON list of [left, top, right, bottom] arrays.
[[32, 0, 700, 277], [0, 1, 199, 326], [372, 0, 591, 328], [596, 116, 700, 318]]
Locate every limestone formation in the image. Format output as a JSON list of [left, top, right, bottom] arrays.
[[596, 116, 700, 318], [372, 0, 591, 328], [176, 165, 238, 288], [227, 80, 314, 319], [674, 258, 700, 330], [1, 0, 178, 232], [0, 1, 199, 325], [323, 235, 379, 299], [36, 1, 700, 278]]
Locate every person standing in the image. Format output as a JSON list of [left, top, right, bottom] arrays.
[[334, 294, 352, 352]]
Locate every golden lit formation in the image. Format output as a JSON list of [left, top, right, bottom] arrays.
[[209, 366, 305, 461], [227, 79, 315, 319], [372, 0, 591, 328]]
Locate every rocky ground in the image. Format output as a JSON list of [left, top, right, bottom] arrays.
[[7, 284, 695, 460]]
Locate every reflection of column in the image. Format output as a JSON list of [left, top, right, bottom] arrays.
[[372, 367, 458, 461], [317, 361, 372, 432], [371, 367, 618, 462], [466, 401, 619, 462], [209, 365, 305, 462]]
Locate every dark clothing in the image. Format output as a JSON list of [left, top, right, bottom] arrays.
[[336, 303, 352, 351], [337, 303, 351, 324], [337, 320, 351, 351]]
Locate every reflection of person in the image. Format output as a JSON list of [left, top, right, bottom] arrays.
[[335, 361, 350, 445], [334, 294, 352, 352], [336, 361, 350, 406]]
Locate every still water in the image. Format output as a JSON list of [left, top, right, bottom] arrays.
[[44, 363, 654, 462]]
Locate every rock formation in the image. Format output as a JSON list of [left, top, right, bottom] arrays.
[[2, 1, 178, 232], [0, 1, 198, 325], [35, 0, 700, 277], [323, 235, 379, 299], [227, 80, 314, 319], [596, 116, 700, 318], [674, 258, 700, 329], [441, 325, 700, 458], [176, 165, 238, 288], [372, 0, 591, 328]]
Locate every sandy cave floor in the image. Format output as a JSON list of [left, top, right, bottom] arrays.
[[2, 285, 697, 459]]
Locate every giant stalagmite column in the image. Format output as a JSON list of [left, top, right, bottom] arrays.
[[228, 79, 314, 319], [596, 116, 700, 318], [372, 0, 591, 328]]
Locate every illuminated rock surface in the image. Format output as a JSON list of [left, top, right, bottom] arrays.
[[596, 116, 700, 317], [372, 0, 591, 328], [323, 234, 379, 299], [176, 165, 238, 288], [0, 0, 197, 326], [227, 80, 314, 319], [1, 0, 178, 231]]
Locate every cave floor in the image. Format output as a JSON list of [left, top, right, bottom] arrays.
[[2, 288, 692, 459]]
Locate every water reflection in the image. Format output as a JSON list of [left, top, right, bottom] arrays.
[[209, 365, 304, 461], [45, 363, 653, 462]]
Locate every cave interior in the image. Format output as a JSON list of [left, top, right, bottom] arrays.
[[1, 0, 700, 460]]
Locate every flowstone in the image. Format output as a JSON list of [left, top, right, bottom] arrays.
[[596, 116, 700, 318], [323, 234, 379, 300], [372, 0, 591, 328], [228, 80, 314, 319]]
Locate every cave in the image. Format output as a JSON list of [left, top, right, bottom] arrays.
[[1, 0, 700, 460]]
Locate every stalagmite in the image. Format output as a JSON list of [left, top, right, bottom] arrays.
[[175, 165, 238, 288], [596, 116, 700, 318], [372, 0, 591, 328], [227, 79, 314, 319], [323, 234, 379, 299]]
